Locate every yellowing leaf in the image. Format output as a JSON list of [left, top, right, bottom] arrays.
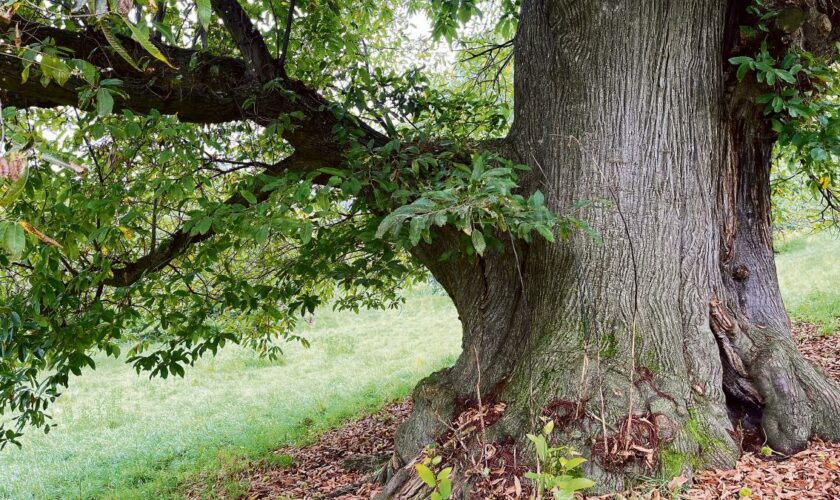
[[0, 153, 28, 207], [415, 463, 436, 488], [118, 226, 134, 241], [120, 16, 175, 68], [19, 220, 62, 249], [100, 21, 141, 71], [0, 152, 26, 181]]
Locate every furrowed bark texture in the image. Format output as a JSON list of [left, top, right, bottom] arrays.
[[387, 0, 840, 495]]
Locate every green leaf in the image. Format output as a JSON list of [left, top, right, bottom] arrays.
[[471, 230, 486, 256], [563, 457, 586, 470], [39, 54, 72, 86], [529, 190, 545, 208], [775, 69, 796, 84], [73, 59, 99, 84], [434, 212, 448, 227], [536, 225, 555, 243], [811, 147, 829, 161], [415, 463, 436, 488], [526, 433, 548, 461], [438, 477, 452, 499], [375, 213, 402, 239], [101, 22, 141, 71], [196, 0, 212, 30], [121, 16, 176, 68], [736, 63, 750, 81], [728, 56, 754, 65], [318, 167, 346, 177], [96, 88, 114, 116], [194, 217, 213, 235], [558, 477, 595, 491], [300, 221, 312, 245], [409, 216, 424, 246], [4, 224, 25, 259], [240, 189, 258, 205]]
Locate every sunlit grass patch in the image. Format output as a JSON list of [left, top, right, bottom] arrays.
[[777, 231, 840, 334], [0, 292, 461, 499]]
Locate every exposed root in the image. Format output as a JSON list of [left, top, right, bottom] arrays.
[[591, 414, 661, 470], [378, 401, 526, 498], [540, 399, 586, 432], [633, 367, 677, 405], [709, 297, 763, 406], [711, 313, 840, 456]]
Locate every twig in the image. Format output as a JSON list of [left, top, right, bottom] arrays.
[[278, 0, 296, 75], [596, 350, 609, 452]]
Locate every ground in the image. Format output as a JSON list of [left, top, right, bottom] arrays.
[[0, 233, 836, 499], [194, 323, 840, 499]]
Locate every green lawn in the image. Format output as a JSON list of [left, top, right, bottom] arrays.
[[0, 292, 461, 499], [0, 232, 836, 499], [776, 231, 840, 334]]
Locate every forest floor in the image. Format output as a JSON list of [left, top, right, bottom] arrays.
[[205, 323, 840, 499]]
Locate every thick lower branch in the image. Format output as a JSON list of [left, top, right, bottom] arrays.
[[2, 16, 387, 162]]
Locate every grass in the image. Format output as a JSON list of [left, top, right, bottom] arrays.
[[0, 292, 461, 499], [776, 231, 840, 334]]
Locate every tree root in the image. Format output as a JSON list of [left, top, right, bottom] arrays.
[[707, 295, 840, 455]]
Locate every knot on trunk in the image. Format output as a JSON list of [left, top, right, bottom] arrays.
[[733, 265, 750, 282]]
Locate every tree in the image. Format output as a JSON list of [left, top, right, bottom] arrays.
[[1, 0, 840, 495]]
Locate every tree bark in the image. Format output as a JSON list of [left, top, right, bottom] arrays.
[[385, 0, 840, 495]]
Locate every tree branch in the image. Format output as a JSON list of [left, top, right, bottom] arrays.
[[210, 0, 278, 81], [278, 0, 296, 75], [1, 13, 393, 289], [104, 153, 320, 287], [0, 16, 387, 164]]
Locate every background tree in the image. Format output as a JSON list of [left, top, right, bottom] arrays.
[[1, 0, 840, 494]]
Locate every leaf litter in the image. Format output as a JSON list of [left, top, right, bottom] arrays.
[[219, 323, 840, 498]]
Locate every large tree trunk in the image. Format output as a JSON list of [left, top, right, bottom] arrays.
[[382, 0, 840, 496]]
